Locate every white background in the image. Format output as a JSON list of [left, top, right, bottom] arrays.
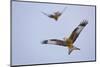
[[0, 0, 99, 67]]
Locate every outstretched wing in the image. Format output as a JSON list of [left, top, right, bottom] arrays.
[[41, 12, 55, 18], [61, 7, 67, 15], [69, 20, 88, 43], [42, 39, 66, 46]]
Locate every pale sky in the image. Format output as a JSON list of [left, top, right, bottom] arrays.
[[12, 1, 96, 66]]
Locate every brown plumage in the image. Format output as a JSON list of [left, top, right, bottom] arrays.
[[42, 7, 67, 21], [42, 20, 88, 55]]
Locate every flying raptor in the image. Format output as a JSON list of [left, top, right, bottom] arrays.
[[42, 7, 67, 21], [42, 20, 88, 55]]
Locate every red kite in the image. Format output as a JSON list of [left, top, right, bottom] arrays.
[[42, 20, 88, 55], [42, 7, 67, 21]]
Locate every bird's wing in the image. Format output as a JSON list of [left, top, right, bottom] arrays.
[[48, 15, 55, 18], [42, 39, 66, 46], [60, 7, 67, 15], [41, 12, 55, 18], [41, 12, 49, 16], [68, 20, 88, 43]]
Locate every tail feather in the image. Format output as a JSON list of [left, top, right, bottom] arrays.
[[68, 46, 80, 55]]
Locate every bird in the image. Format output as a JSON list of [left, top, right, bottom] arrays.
[[42, 20, 88, 55], [42, 7, 67, 21]]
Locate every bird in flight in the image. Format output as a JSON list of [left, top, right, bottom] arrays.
[[42, 20, 88, 55], [42, 7, 67, 21]]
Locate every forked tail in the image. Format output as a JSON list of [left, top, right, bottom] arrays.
[[68, 46, 80, 55]]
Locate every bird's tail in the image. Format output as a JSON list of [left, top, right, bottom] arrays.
[[68, 46, 80, 55]]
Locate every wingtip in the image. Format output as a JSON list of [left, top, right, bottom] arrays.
[[80, 20, 88, 26], [41, 11, 48, 16], [42, 40, 48, 44]]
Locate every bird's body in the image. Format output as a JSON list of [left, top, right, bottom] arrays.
[[42, 20, 88, 55], [66, 38, 73, 48]]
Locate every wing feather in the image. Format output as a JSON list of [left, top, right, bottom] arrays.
[[42, 39, 66, 46], [61, 7, 67, 14], [69, 20, 88, 43]]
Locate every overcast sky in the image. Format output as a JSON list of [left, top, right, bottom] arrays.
[[12, 1, 96, 66]]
